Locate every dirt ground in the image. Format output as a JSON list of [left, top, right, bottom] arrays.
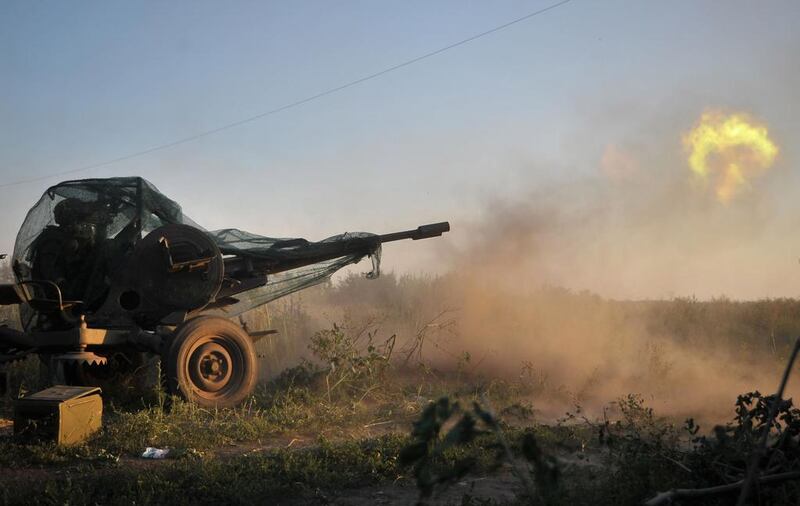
[[301, 472, 523, 506]]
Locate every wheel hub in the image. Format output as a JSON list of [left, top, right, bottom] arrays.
[[189, 342, 232, 392]]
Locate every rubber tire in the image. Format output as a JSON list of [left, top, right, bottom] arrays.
[[163, 316, 257, 408]]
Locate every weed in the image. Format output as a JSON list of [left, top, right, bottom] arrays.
[[308, 323, 395, 402], [401, 396, 562, 505]]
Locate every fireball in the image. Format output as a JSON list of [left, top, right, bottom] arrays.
[[683, 111, 778, 202]]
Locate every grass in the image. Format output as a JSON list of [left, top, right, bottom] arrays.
[[0, 420, 594, 505], [2, 361, 799, 505], [3, 278, 800, 504], [0, 333, 599, 505], [0, 435, 410, 505], [0, 346, 558, 466]]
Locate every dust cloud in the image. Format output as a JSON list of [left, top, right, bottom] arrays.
[[427, 119, 797, 423], [284, 107, 797, 424]]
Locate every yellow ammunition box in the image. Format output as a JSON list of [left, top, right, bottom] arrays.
[[14, 385, 102, 445]]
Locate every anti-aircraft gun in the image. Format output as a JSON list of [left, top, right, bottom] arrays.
[[0, 177, 449, 407]]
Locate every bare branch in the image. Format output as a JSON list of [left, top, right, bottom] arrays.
[[736, 337, 800, 506], [645, 470, 800, 506]]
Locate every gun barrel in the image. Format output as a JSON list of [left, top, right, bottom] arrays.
[[221, 221, 450, 285], [378, 222, 450, 243]]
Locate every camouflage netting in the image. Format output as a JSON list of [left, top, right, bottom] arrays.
[[206, 228, 380, 316], [13, 176, 380, 328]]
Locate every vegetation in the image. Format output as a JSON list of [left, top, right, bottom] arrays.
[[1, 276, 800, 504]]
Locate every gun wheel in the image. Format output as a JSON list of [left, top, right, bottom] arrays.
[[163, 316, 257, 408]]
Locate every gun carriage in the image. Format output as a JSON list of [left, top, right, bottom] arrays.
[[0, 177, 449, 407]]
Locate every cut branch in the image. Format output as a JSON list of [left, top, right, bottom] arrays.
[[736, 337, 800, 506], [645, 470, 800, 506]]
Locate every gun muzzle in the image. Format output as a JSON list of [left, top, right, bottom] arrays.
[[377, 222, 451, 243]]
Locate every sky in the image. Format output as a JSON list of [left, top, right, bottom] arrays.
[[1, 1, 799, 298]]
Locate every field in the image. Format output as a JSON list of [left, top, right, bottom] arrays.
[[2, 273, 800, 505]]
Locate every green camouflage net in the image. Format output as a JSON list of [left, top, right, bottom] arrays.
[[13, 177, 379, 327]]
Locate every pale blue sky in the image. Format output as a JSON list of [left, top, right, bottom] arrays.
[[2, 1, 799, 296]]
